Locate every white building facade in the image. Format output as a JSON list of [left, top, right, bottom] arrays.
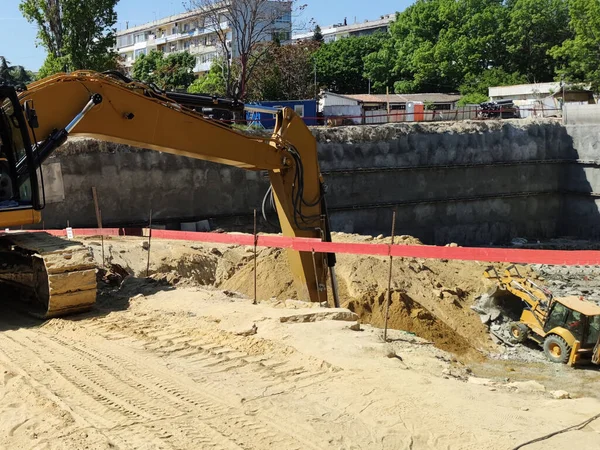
[[116, 2, 292, 75], [292, 14, 394, 43]]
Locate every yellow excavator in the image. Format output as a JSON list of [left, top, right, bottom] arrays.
[[482, 266, 600, 366], [0, 71, 338, 318]]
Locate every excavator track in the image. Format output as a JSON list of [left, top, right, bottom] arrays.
[[0, 232, 96, 318]]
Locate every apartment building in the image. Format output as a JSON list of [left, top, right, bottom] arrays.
[[292, 14, 395, 43], [116, 2, 292, 75]]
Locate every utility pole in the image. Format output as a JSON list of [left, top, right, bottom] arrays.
[[314, 59, 318, 99]]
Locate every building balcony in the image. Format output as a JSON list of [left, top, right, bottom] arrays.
[[194, 61, 213, 72]]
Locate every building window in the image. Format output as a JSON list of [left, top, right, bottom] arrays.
[[184, 40, 191, 49], [118, 34, 134, 47], [272, 30, 290, 41], [276, 11, 292, 23], [134, 48, 147, 59], [294, 104, 305, 117], [134, 32, 146, 44]]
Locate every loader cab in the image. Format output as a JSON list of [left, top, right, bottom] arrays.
[[0, 85, 43, 227], [543, 297, 600, 365]]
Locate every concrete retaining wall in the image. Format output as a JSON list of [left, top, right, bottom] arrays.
[[34, 120, 600, 245]]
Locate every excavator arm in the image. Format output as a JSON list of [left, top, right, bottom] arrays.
[[0, 71, 336, 315]]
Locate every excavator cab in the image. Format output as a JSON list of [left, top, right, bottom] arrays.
[[0, 85, 43, 227]]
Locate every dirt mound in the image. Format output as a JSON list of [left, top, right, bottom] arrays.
[[221, 235, 499, 357], [86, 234, 499, 358]]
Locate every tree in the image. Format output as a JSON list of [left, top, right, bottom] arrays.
[[132, 50, 164, 85], [188, 59, 228, 96], [133, 50, 196, 91], [314, 33, 391, 94], [506, 0, 571, 83], [155, 52, 196, 90], [186, 0, 303, 101], [0, 57, 34, 86], [19, 0, 119, 76], [388, 0, 510, 94], [0, 57, 15, 85], [247, 40, 320, 101], [363, 36, 396, 94], [458, 68, 527, 105], [550, 0, 600, 90], [312, 25, 324, 43]]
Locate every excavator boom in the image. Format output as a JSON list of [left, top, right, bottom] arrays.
[[0, 71, 335, 317]]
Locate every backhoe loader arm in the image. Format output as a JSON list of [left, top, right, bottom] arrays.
[[16, 71, 333, 303]]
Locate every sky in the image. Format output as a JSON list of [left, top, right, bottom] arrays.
[[0, 0, 411, 71]]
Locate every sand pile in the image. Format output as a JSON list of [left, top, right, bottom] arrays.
[[87, 233, 500, 357], [223, 233, 498, 356]]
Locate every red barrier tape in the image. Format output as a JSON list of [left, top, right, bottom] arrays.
[[17, 228, 600, 266]]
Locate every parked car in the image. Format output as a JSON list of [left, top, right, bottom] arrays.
[[478, 99, 520, 119]]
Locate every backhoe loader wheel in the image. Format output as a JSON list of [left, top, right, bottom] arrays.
[[508, 322, 529, 344], [543, 335, 571, 364]]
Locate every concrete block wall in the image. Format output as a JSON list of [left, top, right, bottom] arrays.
[[34, 120, 600, 246]]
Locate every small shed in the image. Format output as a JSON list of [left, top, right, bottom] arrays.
[[247, 100, 318, 128]]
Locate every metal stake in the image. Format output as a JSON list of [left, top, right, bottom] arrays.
[[99, 208, 105, 269], [253, 209, 258, 305], [383, 209, 397, 342], [311, 250, 322, 305], [146, 209, 153, 277], [92, 187, 102, 229]]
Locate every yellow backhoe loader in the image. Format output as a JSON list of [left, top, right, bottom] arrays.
[[481, 266, 600, 366], [0, 71, 338, 318]]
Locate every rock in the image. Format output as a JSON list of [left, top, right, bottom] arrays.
[[131, 294, 144, 301], [447, 243, 458, 248], [520, 407, 529, 412], [432, 289, 442, 299], [142, 241, 150, 250], [279, 310, 359, 323], [489, 309, 503, 322], [550, 390, 571, 400], [506, 380, 546, 393], [467, 376, 493, 386], [376, 234, 384, 240], [349, 323, 362, 331], [236, 324, 258, 337], [479, 314, 491, 324], [284, 299, 316, 309]]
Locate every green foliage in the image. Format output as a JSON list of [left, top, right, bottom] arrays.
[[133, 50, 196, 90], [314, 33, 391, 94], [132, 50, 164, 85], [37, 54, 69, 79], [358, 0, 577, 96], [506, 0, 571, 82], [188, 60, 227, 96], [550, 0, 600, 91], [459, 68, 527, 102], [20, 0, 118, 75], [0, 56, 34, 85], [457, 93, 489, 106], [388, 0, 510, 93], [363, 36, 396, 93]]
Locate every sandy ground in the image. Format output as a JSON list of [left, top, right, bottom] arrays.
[[0, 234, 599, 449]]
